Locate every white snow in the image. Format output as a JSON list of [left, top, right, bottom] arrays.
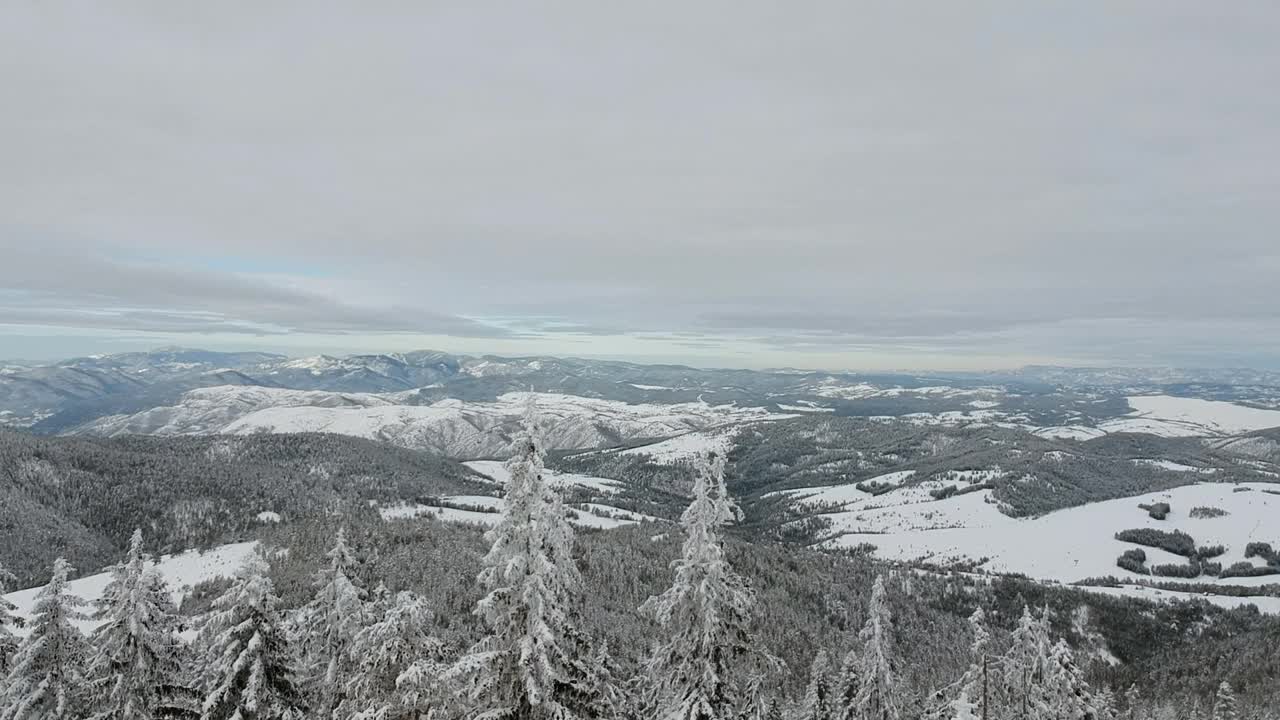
[[1100, 395, 1280, 437], [377, 497, 659, 529], [1033, 426, 1107, 441], [619, 425, 741, 464], [628, 383, 672, 390], [464, 460, 621, 494], [81, 387, 784, 458], [777, 404, 836, 413], [1132, 459, 1216, 474], [4, 542, 259, 635], [255, 511, 282, 523], [821, 483, 1280, 597]]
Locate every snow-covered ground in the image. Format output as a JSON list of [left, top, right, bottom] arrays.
[[616, 425, 743, 464], [4, 542, 258, 635], [1132, 459, 1216, 474], [378, 497, 661, 529], [77, 387, 783, 458], [464, 460, 620, 494], [816, 482, 1280, 609], [1099, 395, 1280, 437]]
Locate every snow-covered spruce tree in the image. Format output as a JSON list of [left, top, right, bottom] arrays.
[[1123, 685, 1141, 720], [445, 404, 599, 720], [798, 649, 834, 720], [297, 528, 366, 718], [0, 557, 90, 720], [947, 691, 978, 720], [0, 564, 19, 676], [832, 648, 861, 720], [846, 575, 900, 720], [86, 529, 193, 720], [1043, 639, 1093, 720], [199, 554, 304, 720], [1000, 605, 1051, 720], [641, 451, 766, 720], [342, 590, 445, 720], [1210, 681, 1237, 720]]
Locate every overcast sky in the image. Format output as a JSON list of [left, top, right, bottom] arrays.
[[2, 2, 1278, 370]]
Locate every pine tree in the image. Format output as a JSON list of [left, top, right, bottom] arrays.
[[848, 575, 900, 720], [1210, 681, 1237, 720], [297, 528, 366, 718], [798, 649, 834, 720], [445, 403, 597, 719], [199, 554, 304, 720], [0, 557, 90, 720], [343, 590, 444, 720], [641, 452, 763, 720], [0, 564, 19, 676], [86, 530, 193, 720]]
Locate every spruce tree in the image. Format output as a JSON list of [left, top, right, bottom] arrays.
[[87, 530, 193, 720], [1044, 639, 1093, 720], [832, 648, 861, 720], [798, 649, 834, 720], [1210, 681, 1237, 720], [199, 554, 304, 720], [343, 590, 444, 720], [1001, 605, 1051, 720], [446, 404, 597, 719], [297, 528, 366, 718], [849, 575, 900, 720], [0, 557, 89, 720], [641, 452, 764, 720], [0, 564, 19, 677]]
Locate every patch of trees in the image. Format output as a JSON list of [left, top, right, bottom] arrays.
[[1116, 548, 1149, 575], [1138, 502, 1171, 520], [1115, 528, 1197, 557], [1189, 506, 1229, 519]]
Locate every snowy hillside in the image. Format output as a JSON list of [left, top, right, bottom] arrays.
[[74, 387, 782, 458], [807, 481, 1280, 609], [4, 542, 258, 635], [378, 497, 661, 529]]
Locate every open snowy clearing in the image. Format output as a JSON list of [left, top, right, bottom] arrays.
[[4, 541, 259, 635], [817, 482, 1280, 610], [1098, 395, 1280, 437], [378, 497, 661, 529], [464, 459, 620, 494], [616, 425, 743, 464]]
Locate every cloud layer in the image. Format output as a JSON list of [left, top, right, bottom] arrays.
[[2, 2, 1278, 367]]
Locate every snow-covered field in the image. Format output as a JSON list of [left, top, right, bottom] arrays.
[[814, 482, 1280, 610], [378, 497, 661, 529], [615, 425, 743, 464], [464, 460, 620, 494], [1099, 395, 1280, 437], [4, 542, 258, 635]]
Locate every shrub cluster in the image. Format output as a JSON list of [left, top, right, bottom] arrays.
[[1189, 506, 1228, 519]]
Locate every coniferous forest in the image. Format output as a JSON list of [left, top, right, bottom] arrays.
[[1, 411, 1276, 720]]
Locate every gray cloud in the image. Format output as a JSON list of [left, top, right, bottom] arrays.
[[1, 2, 1279, 367], [0, 248, 507, 338]]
